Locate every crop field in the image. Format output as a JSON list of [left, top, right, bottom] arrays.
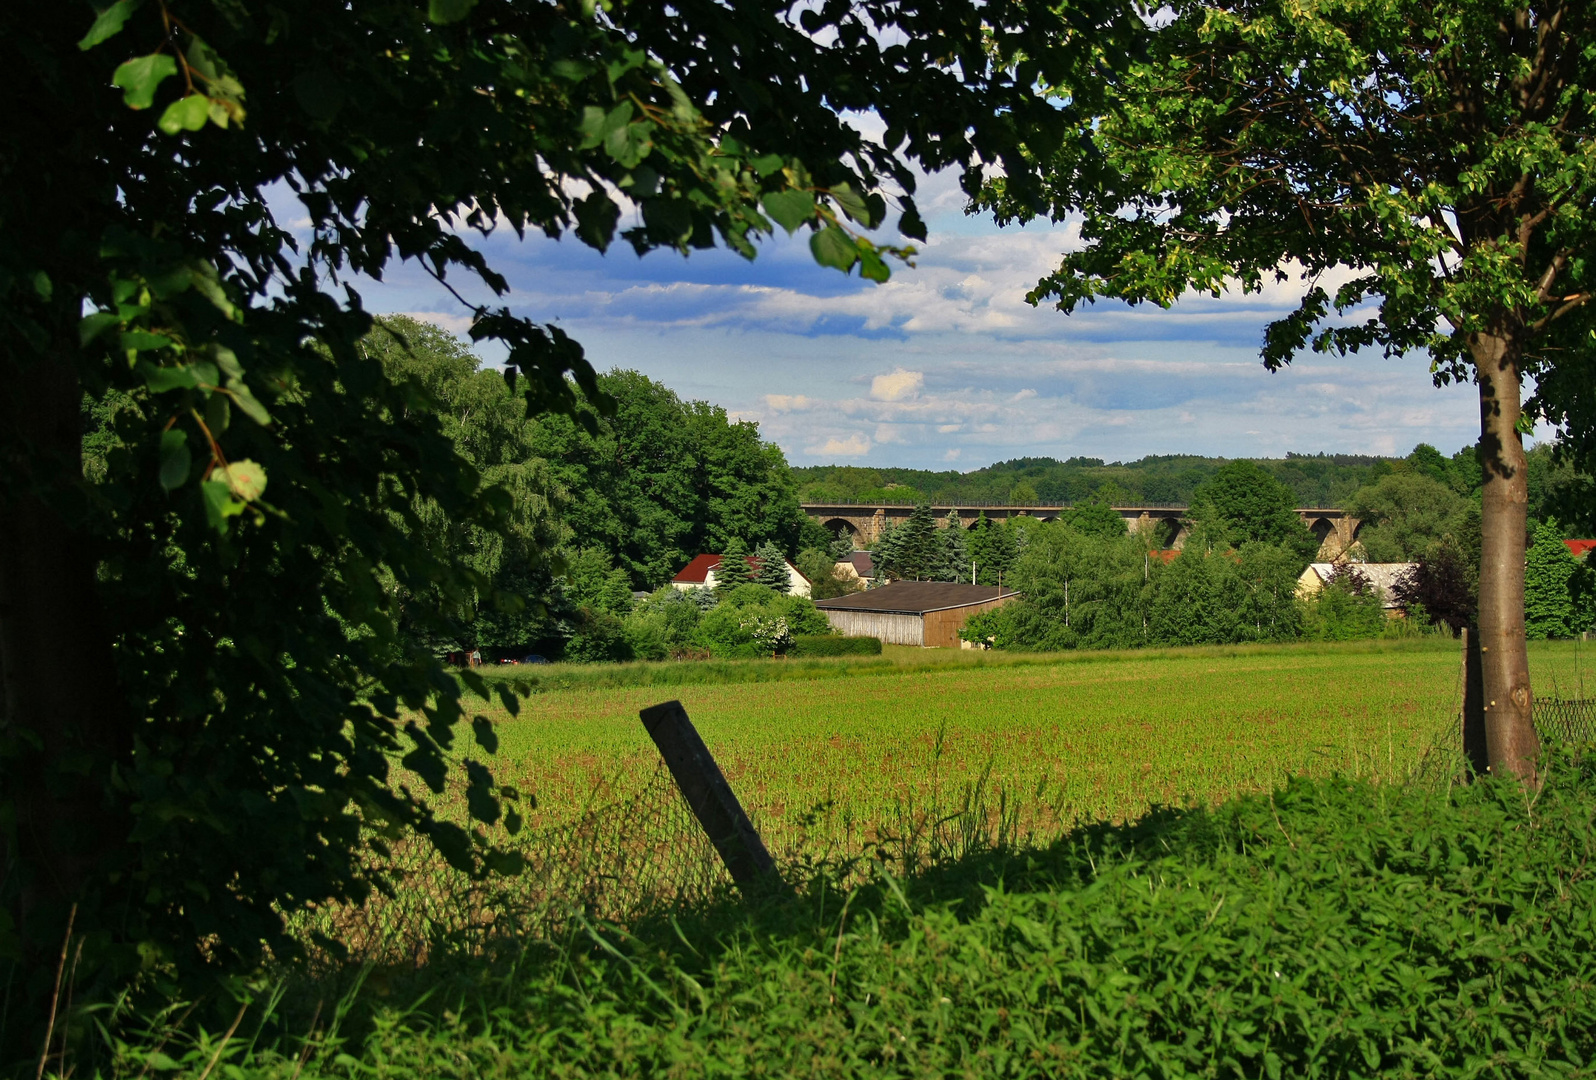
[[306, 637, 1595, 962], [477, 637, 1594, 838]]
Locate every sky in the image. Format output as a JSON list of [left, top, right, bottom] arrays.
[[336, 159, 1497, 472]]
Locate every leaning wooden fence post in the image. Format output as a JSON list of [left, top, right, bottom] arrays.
[[640, 700, 784, 894]]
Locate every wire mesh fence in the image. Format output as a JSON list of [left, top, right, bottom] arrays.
[[289, 763, 735, 969], [1536, 697, 1596, 745]]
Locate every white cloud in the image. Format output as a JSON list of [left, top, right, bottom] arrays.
[[943, 447, 963, 461], [808, 432, 872, 457], [391, 310, 476, 335], [764, 394, 815, 413], [870, 368, 925, 401]]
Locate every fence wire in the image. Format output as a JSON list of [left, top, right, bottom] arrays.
[[1536, 697, 1596, 745], [290, 763, 734, 969]]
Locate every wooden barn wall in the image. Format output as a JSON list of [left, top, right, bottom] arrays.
[[822, 610, 923, 646], [922, 595, 1017, 649]]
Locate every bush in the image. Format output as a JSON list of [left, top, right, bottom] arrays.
[[693, 584, 832, 657], [561, 607, 634, 662], [789, 633, 882, 657]]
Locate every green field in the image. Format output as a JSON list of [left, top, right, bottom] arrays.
[[220, 639, 1596, 1080], [466, 638, 1593, 850]]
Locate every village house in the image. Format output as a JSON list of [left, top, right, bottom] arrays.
[[833, 550, 875, 584], [670, 553, 812, 597], [1295, 562, 1417, 615], [814, 581, 1017, 648]]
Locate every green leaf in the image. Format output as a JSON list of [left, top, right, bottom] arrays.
[[427, 0, 476, 24], [201, 480, 244, 531], [122, 330, 175, 353], [205, 392, 231, 436], [79, 0, 140, 51], [158, 429, 191, 492], [761, 189, 815, 234], [859, 244, 890, 282], [809, 225, 857, 272], [605, 121, 653, 168], [112, 53, 177, 110], [750, 154, 785, 178], [223, 460, 267, 501], [139, 362, 197, 392], [227, 379, 272, 426], [80, 312, 121, 345], [828, 183, 871, 225], [31, 271, 52, 301], [898, 204, 927, 241], [158, 94, 211, 135]]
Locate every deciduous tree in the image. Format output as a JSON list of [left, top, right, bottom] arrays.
[[989, 0, 1596, 780], [0, 0, 1133, 1028]]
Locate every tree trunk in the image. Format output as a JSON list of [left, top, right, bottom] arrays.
[[0, 336, 131, 955], [1470, 325, 1540, 784]]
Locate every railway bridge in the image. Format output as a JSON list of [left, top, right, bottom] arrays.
[[802, 502, 1362, 561]]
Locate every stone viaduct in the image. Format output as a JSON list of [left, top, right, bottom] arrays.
[[803, 503, 1363, 561]]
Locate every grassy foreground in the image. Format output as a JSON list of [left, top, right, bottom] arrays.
[[70, 640, 1596, 1078], [106, 755, 1596, 1079]]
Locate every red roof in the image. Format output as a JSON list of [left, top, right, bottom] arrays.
[[671, 554, 809, 585], [1566, 540, 1596, 559], [672, 554, 722, 584]]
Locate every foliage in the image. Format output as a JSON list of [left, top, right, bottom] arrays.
[[788, 634, 882, 657], [560, 607, 633, 663], [713, 537, 753, 594], [1190, 461, 1321, 559], [1344, 472, 1472, 563], [1524, 520, 1596, 639], [1393, 541, 1479, 635], [692, 584, 830, 658], [1060, 492, 1128, 538], [531, 370, 804, 589], [1, 0, 1136, 1031], [966, 513, 1021, 586], [1303, 566, 1391, 643], [869, 503, 949, 581], [753, 540, 792, 591], [965, 521, 1307, 651], [94, 744, 1596, 1080], [794, 548, 860, 601], [621, 587, 706, 661]]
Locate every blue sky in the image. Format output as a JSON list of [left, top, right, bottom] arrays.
[[337, 164, 1493, 471]]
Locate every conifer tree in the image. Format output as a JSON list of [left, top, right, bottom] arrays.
[[754, 540, 792, 592], [715, 537, 753, 594], [1525, 521, 1581, 639], [941, 510, 970, 581]]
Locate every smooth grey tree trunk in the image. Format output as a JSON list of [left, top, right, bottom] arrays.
[[1470, 325, 1540, 784]]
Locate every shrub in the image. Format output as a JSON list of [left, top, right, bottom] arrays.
[[789, 634, 882, 657]]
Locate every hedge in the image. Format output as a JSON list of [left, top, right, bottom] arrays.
[[789, 633, 883, 657]]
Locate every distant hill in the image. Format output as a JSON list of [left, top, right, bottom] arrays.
[[792, 446, 1485, 508]]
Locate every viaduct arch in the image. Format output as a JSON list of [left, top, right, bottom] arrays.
[[804, 503, 1362, 561]]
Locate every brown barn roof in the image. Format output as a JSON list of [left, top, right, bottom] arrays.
[[813, 580, 1017, 615]]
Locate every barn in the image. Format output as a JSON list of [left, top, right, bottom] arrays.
[[813, 581, 1017, 648]]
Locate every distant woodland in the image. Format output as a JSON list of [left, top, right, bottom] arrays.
[[793, 446, 1592, 535]]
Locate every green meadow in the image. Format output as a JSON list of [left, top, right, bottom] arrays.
[[461, 638, 1595, 854]]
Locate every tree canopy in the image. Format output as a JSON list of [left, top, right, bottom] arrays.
[[984, 0, 1596, 781], [0, 0, 1138, 1037]]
